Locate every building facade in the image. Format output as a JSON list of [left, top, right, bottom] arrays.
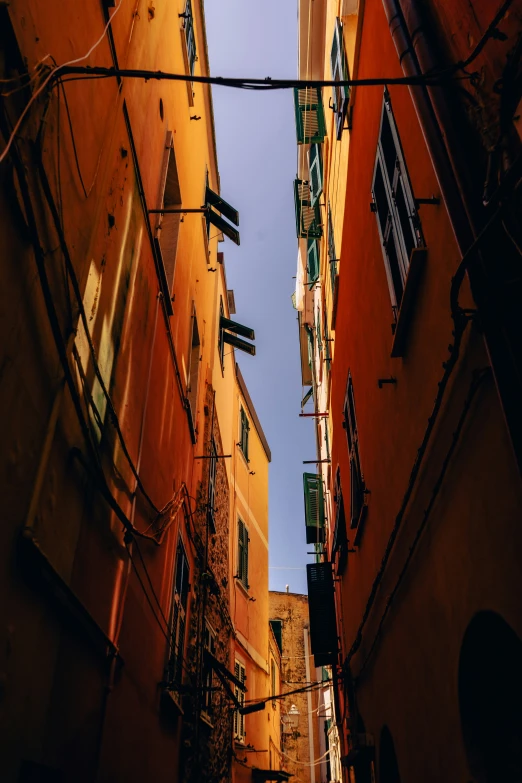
[[269, 591, 323, 783], [294, 0, 522, 782], [0, 1, 274, 781]]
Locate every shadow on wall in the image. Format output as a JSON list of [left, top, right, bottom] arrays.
[[459, 610, 522, 783]]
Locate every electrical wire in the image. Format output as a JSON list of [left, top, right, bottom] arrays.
[[0, 0, 123, 165], [282, 748, 330, 766]]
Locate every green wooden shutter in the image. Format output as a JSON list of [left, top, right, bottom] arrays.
[[330, 19, 350, 140], [303, 473, 325, 544], [309, 144, 323, 207], [294, 179, 323, 239], [293, 87, 326, 144], [243, 525, 249, 588], [307, 239, 320, 284], [238, 519, 245, 581]]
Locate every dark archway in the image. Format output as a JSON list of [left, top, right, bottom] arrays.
[[379, 726, 401, 783], [458, 611, 522, 783]]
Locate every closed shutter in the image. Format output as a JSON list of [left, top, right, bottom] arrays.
[[294, 87, 326, 144], [294, 179, 323, 239], [309, 144, 323, 207], [330, 19, 350, 140], [303, 473, 325, 544], [183, 0, 197, 75], [237, 520, 249, 588], [307, 239, 320, 284]]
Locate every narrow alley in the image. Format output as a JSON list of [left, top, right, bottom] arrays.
[[1, 1, 522, 782]]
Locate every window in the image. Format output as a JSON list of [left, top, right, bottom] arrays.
[[218, 298, 225, 368], [332, 468, 348, 574], [343, 374, 364, 531], [166, 541, 190, 693], [182, 0, 197, 75], [309, 144, 323, 207], [186, 307, 201, 428], [323, 309, 332, 373], [316, 308, 323, 356], [293, 87, 326, 144], [330, 19, 350, 140], [327, 205, 338, 292], [303, 473, 325, 544], [270, 658, 277, 698], [154, 131, 182, 297], [207, 437, 217, 533], [202, 622, 216, 719], [237, 518, 249, 589], [294, 179, 323, 239], [307, 239, 320, 285], [239, 406, 250, 461], [372, 91, 423, 319], [270, 619, 283, 653], [234, 660, 246, 741]]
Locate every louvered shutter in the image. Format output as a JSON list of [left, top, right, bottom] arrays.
[[303, 473, 325, 544], [309, 144, 323, 207], [183, 0, 197, 75], [307, 562, 338, 666], [294, 179, 323, 239], [293, 87, 326, 144], [330, 19, 350, 140], [307, 239, 320, 284]]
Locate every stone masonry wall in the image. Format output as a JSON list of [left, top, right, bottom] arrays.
[[269, 592, 322, 783]]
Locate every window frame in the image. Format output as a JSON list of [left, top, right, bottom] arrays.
[[201, 621, 217, 721], [207, 436, 217, 533], [343, 374, 365, 532], [330, 19, 350, 140], [237, 518, 250, 590], [371, 90, 424, 320], [186, 305, 201, 433], [309, 143, 323, 207], [166, 540, 190, 697], [239, 405, 250, 461], [234, 660, 247, 742], [182, 0, 197, 76]]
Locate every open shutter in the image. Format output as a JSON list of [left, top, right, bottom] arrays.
[[307, 562, 338, 666], [309, 144, 323, 207], [293, 87, 326, 144], [221, 316, 255, 356], [294, 179, 323, 239], [307, 239, 320, 284], [205, 187, 239, 226], [303, 473, 325, 544]]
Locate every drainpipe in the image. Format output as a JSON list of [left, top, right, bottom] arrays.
[[303, 626, 316, 783], [382, 0, 522, 473]]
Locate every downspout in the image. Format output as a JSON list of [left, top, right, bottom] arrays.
[[303, 626, 316, 783], [382, 0, 522, 473]]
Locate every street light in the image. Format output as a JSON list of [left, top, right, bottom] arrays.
[[282, 704, 301, 738]]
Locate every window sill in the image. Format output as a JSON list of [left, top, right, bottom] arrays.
[[200, 711, 214, 729], [391, 247, 427, 358]]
